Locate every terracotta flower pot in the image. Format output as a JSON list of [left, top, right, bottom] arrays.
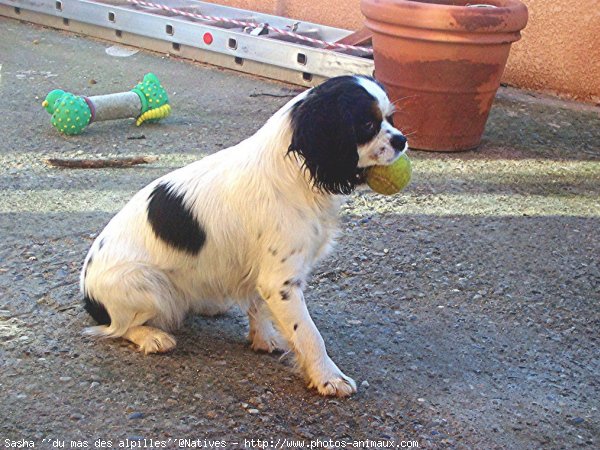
[[361, 0, 528, 151]]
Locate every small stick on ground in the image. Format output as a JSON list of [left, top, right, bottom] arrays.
[[249, 92, 298, 98], [45, 156, 158, 169]]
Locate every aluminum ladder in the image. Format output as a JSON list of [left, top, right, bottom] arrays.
[[0, 0, 375, 86]]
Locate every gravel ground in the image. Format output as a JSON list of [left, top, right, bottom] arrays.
[[1, 18, 599, 450]]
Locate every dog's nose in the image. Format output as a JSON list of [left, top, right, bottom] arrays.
[[391, 134, 407, 151]]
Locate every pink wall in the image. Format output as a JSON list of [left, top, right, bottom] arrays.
[[211, 0, 363, 30]]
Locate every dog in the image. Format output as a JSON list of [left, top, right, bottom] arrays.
[[81, 75, 407, 397]]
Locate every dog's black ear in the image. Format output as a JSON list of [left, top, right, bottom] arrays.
[[288, 90, 359, 195]]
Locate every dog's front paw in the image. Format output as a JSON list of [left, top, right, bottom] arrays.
[[308, 370, 357, 397], [249, 327, 289, 353]]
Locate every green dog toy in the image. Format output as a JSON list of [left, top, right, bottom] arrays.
[[42, 73, 171, 135]]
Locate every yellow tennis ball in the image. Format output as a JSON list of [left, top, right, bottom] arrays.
[[366, 153, 412, 195]]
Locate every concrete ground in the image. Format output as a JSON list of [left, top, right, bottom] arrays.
[[1, 17, 599, 450]]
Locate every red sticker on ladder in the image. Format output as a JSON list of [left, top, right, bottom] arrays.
[[203, 33, 214, 45]]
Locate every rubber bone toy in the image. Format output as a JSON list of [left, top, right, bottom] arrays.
[[42, 73, 171, 135]]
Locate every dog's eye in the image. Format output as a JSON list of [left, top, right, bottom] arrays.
[[363, 121, 377, 132], [386, 115, 395, 127]]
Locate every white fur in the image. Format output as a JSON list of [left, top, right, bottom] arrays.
[[81, 76, 405, 396]]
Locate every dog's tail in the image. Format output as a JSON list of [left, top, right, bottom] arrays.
[[82, 295, 138, 340], [83, 324, 113, 338], [83, 294, 111, 325], [82, 294, 119, 339]]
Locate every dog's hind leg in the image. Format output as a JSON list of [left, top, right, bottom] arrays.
[[86, 312, 177, 354], [83, 263, 183, 354]]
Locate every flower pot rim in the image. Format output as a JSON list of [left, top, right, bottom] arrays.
[[361, 0, 528, 33], [369, 0, 526, 12]]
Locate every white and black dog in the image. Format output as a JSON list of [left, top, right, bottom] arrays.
[[81, 75, 407, 397]]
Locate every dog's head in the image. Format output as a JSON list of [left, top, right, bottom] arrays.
[[288, 75, 407, 195]]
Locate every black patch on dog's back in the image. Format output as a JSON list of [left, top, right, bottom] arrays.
[[147, 182, 206, 254], [83, 294, 111, 325]]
